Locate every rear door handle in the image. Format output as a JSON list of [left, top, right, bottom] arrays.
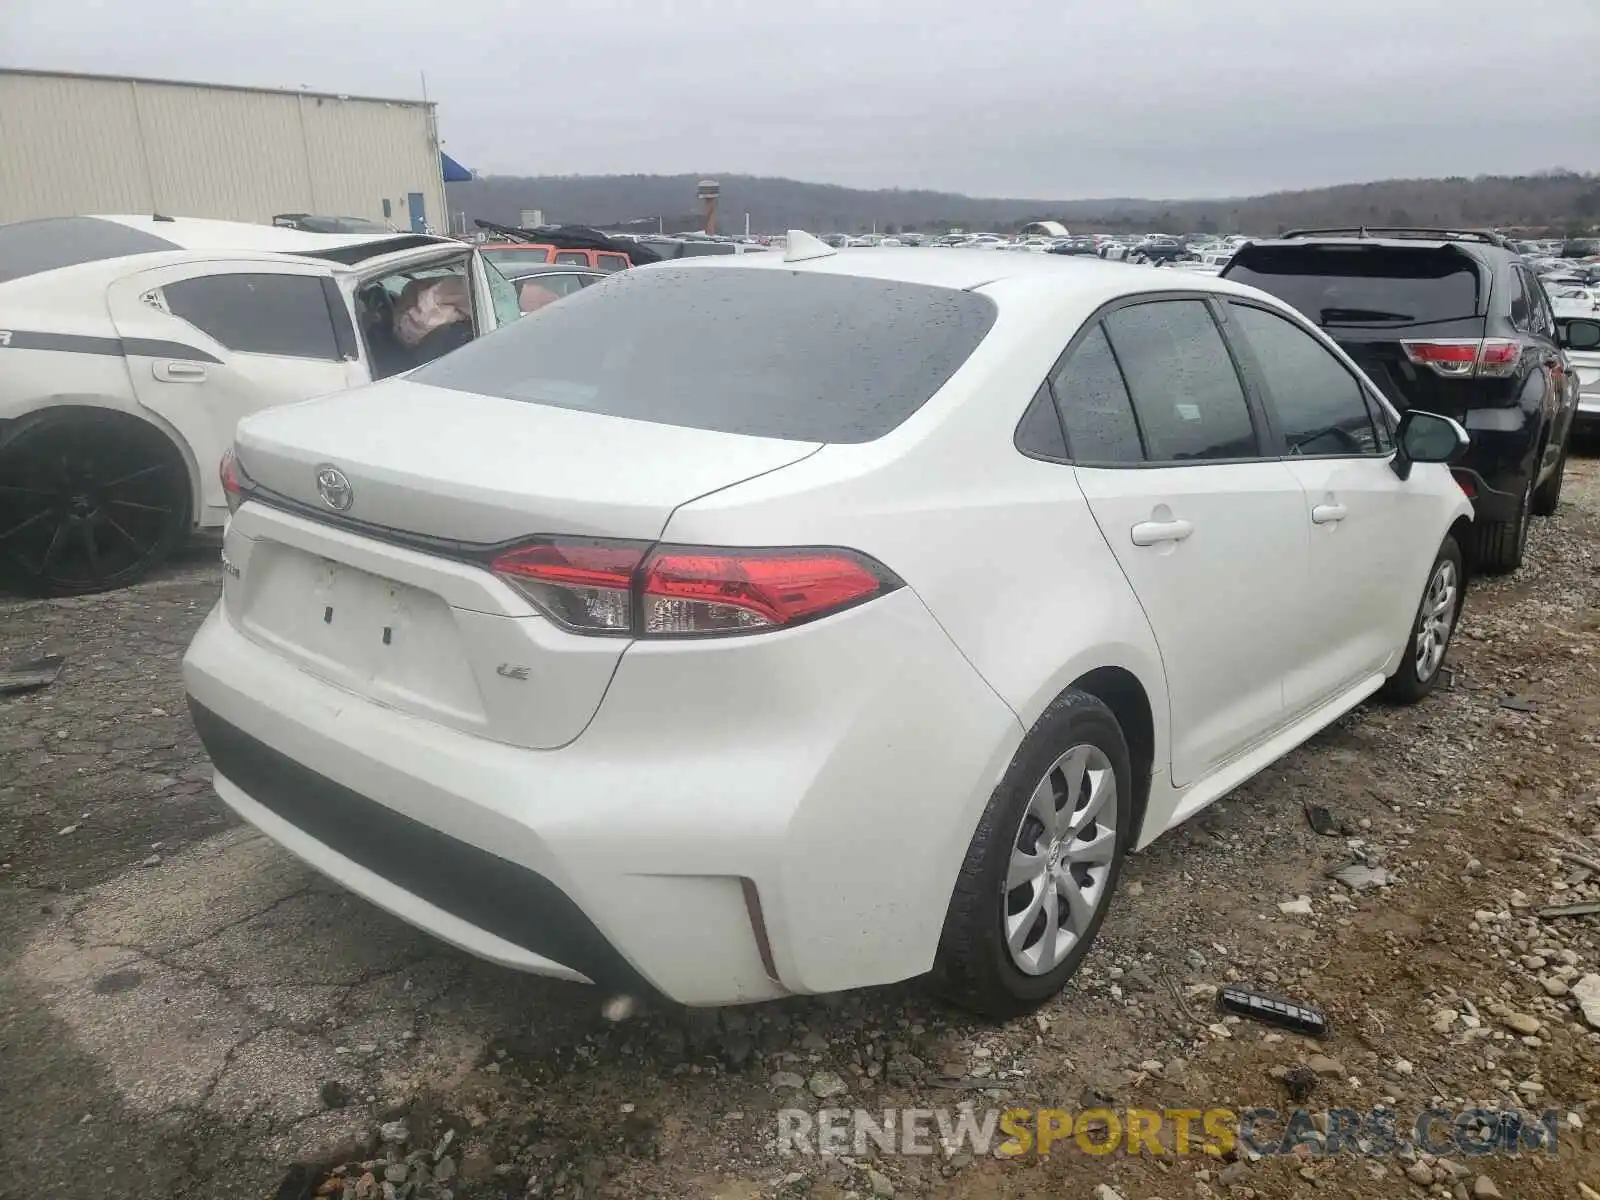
[[1130, 518, 1194, 546], [1312, 503, 1348, 524], [154, 360, 207, 382]]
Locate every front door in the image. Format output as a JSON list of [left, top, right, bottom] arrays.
[[1048, 298, 1304, 787], [1218, 299, 1427, 713], [107, 263, 357, 522]]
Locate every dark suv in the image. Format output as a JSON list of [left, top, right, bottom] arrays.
[[1222, 227, 1580, 573]]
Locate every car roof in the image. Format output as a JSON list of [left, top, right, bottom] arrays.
[[651, 243, 1271, 301], [89, 214, 452, 253]]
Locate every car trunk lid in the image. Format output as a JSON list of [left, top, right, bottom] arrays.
[[225, 379, 821, 749], [234, 378, 822, 544]]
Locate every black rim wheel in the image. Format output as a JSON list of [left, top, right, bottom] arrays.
[[0, 416, 188, 593]]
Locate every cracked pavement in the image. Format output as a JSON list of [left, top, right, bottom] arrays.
[[0, 546, 606, 1198]]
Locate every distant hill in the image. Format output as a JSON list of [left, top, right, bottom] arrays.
[[448, 170, 1600, 237]]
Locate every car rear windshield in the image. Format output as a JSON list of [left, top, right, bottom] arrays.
[[411, 266, 998, 443], [0, 216, 179, 284], [1224, 244, 1484, 328]]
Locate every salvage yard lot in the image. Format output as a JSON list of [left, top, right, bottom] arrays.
[[2, 457, 1598, 1200]]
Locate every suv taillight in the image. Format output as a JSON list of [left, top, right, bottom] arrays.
[[490, 538, 902, 637], [219, 447, 253, 513], [1402, 338, 1522, 379]]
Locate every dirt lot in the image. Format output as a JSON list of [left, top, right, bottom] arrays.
[[3, 454, 1598, 1200]]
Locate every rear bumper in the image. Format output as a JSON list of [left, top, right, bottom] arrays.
[[182, 591, 1021, 1005], [1457, 423, 1537, 522]]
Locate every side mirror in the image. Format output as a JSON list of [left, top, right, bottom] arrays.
[[1391, 410, 1469, 480], [1559, 317, 1600, 351]]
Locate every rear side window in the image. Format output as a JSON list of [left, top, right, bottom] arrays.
[[1015, 384, 1068, 458], [1507, 268, 1533, 331], [1049, 323, 1143, 464], [411, 267, 997, 443], [1226, 303, 1381, 456], [0, 216, 178, 284], [162, 273, 340, 360], [554, 251, 590, 266], [1224, 245, 1484, 328], [1101, 300, 1258, 461], [596, 254, 630, 272]]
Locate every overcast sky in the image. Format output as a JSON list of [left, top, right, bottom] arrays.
[[5, 0, 1598, 199]]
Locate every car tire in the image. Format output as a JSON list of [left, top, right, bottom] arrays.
[[1467, 472, 1533, 575], [1530, 444, 1567, 517], [0, 409, 191, 597], [1381, 535, 1464, 704], [931, 690, 1133, 1018]]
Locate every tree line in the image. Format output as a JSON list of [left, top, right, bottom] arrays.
[[448, 170, 1600, 237]]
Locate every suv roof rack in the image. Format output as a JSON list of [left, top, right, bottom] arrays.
[[1280, 226, 1509, 247]]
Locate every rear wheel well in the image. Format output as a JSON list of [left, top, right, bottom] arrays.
[[1067, 666, 1154, 842]]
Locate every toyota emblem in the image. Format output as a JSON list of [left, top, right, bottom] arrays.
[[315, 465, 354, 512]]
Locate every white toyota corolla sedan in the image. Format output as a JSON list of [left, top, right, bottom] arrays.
[[183, 232, 1474, 1015]]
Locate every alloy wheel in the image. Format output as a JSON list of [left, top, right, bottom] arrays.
[[0, 420, 186, 593], [1003, 744, 1120, 976], [1414, 558, 1458, 682]]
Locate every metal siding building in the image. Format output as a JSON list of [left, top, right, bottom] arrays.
[[0, 69, 448, 231]]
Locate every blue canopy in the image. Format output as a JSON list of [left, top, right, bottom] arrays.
[[440, 152, 473, 183]]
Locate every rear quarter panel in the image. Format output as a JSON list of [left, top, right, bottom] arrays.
[[660, 273, 1172, 781]]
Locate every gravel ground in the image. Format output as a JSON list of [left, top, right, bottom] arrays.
[[2, 454, 1598, 1200]]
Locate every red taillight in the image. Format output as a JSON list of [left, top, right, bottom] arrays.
[[219, 447, 250, 513], [641, 548, 890, 635], [491, 539, 645, 634], [1402, 338, 1521, 379], [1451, 469, 1477, 498], [489, 539, 900, 637]]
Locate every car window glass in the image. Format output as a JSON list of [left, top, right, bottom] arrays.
[[161, 273, 338, 360], [480, 257, 523, 327], [597, 254, 630, 272], [411, 267, 997, 443], [353, 258, 476, 380], [1508, 268, 1532, 331], [1525, 271, 1556, 338], [1015, 383, 1068, 459], [1100, 300, 1257, 461], [554, 251, 589, 266], [1226, 303, 1380, 455], [1362, 392, 1396, 452], [1224, 245, 1483, 327], [1048, 322, 1143, 464]]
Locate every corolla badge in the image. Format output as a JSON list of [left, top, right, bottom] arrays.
[[315, 464, 354, 512]]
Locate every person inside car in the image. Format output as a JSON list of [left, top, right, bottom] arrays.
[[394, 275, 473, 366]]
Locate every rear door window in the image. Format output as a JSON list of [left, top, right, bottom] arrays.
[[1048, 322, 1144, 464], [1225, 302, 1382, 456], [1223, 244, 1484, 328], [411, 267, 997, 443], [1100, 300, 1259, 461], [554, 251, 590, 267], [162, 273, 340, 360]]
